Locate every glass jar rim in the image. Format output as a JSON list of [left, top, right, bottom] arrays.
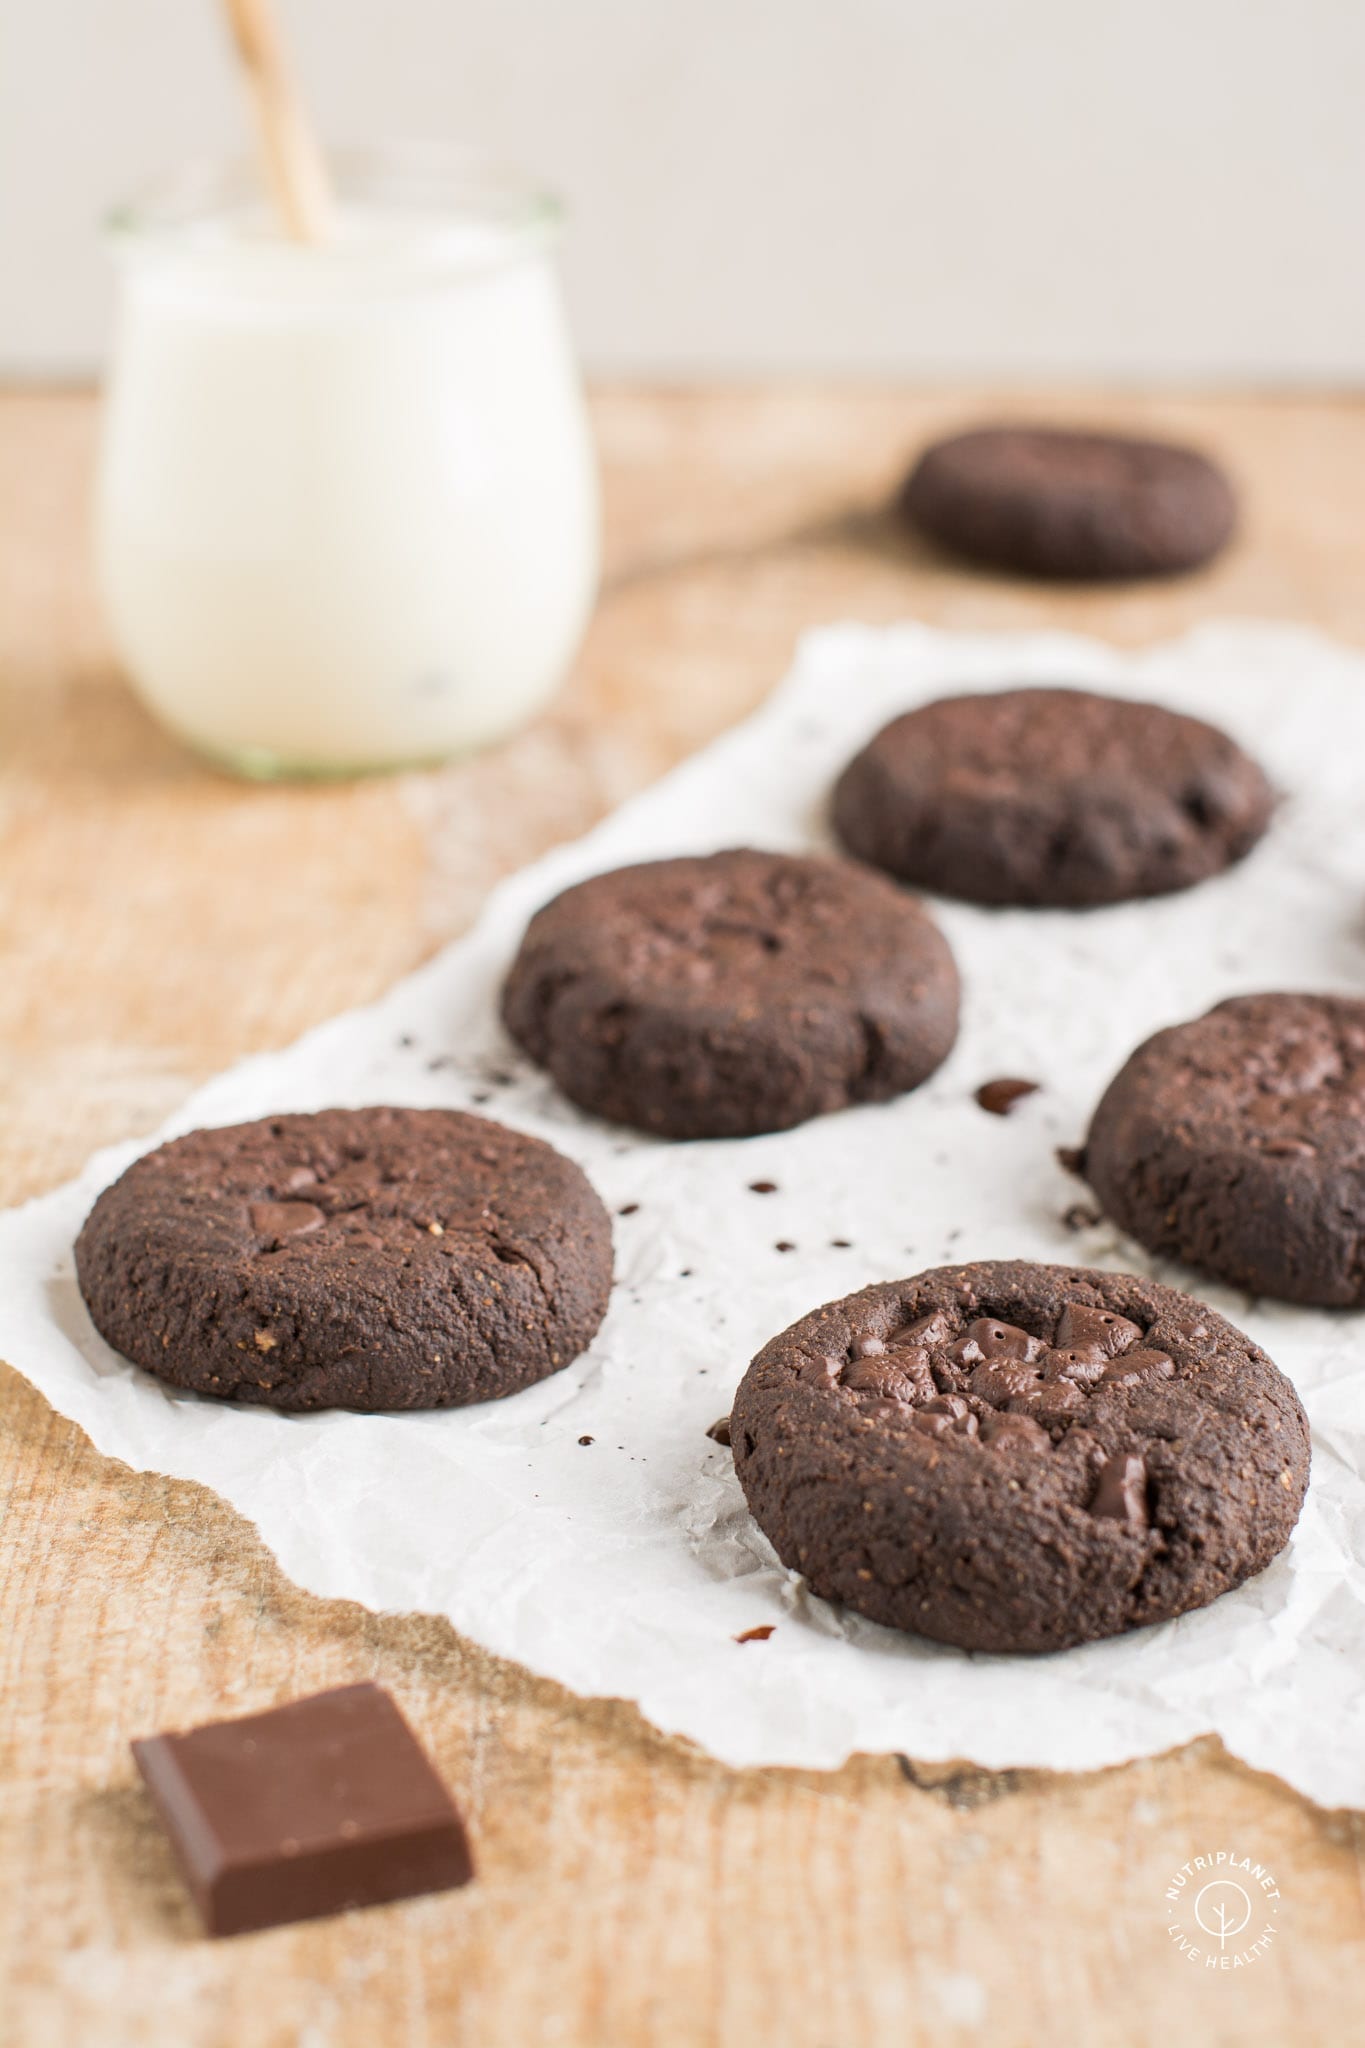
[[106, 141, 562, 288]]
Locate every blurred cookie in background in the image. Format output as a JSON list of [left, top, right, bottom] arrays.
[[832, 685, 1273, 907], [899, 424, 1236, 580]]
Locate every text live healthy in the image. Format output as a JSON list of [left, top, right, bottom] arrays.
[[1164, 1851, 1282, 1970]]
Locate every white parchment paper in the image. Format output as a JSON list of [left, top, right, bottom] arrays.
[[4, 621, 1365, 1807]]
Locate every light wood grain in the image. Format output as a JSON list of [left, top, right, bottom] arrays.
[[3, 386, 1365, 2048]]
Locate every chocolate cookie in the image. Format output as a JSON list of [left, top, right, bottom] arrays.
[[832, 687, 1273, 907], [899, 425, 1236, 580], [1079, 992, 1365, 1306], [731, 1260, 1308, 1654], [74, 1107, 613, 1410], [500, 848, 960, 1140]]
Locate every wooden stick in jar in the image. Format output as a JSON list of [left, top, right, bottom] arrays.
[[221, 0, 335, 242]]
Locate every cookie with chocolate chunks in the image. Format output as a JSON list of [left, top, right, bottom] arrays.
[[75, 1107, 612, 1410], [500, 848, 959, 1139], [731, 1260, 1307, 1653], [1080, 992, 1365, 1306], [898, 425, 1236, 580], [832, 686, 1273, 907]]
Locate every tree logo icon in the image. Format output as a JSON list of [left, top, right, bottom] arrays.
[[1163, 1850, 1280, 1967], [1193, 1879, 1253, 1948]]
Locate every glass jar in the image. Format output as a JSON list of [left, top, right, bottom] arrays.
[[96, 145, 599, 777]]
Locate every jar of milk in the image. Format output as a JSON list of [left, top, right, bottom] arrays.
[[97, 146, 599, 777]]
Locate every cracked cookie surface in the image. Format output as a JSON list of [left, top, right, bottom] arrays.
[[500, 848, 960, 1139], [1081, 992, 1365, 1305], [731, 1260, 1308, 1653], [833, 686, 1273, 908], [75, 1107, 613, 1410]]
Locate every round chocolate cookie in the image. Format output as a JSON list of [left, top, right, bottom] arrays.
[[832, 686, 1273, 907], [75, 1107, 613, 1410], [1080, 992, 1365, 1306], [899, 425, 1236, 580], [500, 848, 960, 1140], [731, 1260, 1308, 1654]]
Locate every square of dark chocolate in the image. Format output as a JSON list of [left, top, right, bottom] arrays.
[[132, 1681, 474, 1937]]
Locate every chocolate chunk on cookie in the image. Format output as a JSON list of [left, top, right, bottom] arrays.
[[832, 687, 1273, 907], [75, 1107, 612, 1410], [898, 425, 1236, 580], [500, 848, 960, 1139], [1080, 991, 1365, 1306], [731, 1261, 1307, 1653]]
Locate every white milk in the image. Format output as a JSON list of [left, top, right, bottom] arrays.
[[97, 160, 599, 775]]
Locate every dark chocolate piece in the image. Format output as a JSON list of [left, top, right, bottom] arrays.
[[247, 1200, 324, 1238], [133, 1683, 474, 1936], [974, 1077, 1040, 1117], [1091, 1452, 1150, 1529]]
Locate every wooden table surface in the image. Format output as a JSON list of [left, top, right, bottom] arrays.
[[3, 386, 1365, 2048]]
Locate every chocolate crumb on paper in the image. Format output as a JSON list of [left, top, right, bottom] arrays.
[[734, 1625, 775, 1644], [974, 1077, 1040, 1117]]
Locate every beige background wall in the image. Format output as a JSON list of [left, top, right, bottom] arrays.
[[2, 0, 1363, 380]]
